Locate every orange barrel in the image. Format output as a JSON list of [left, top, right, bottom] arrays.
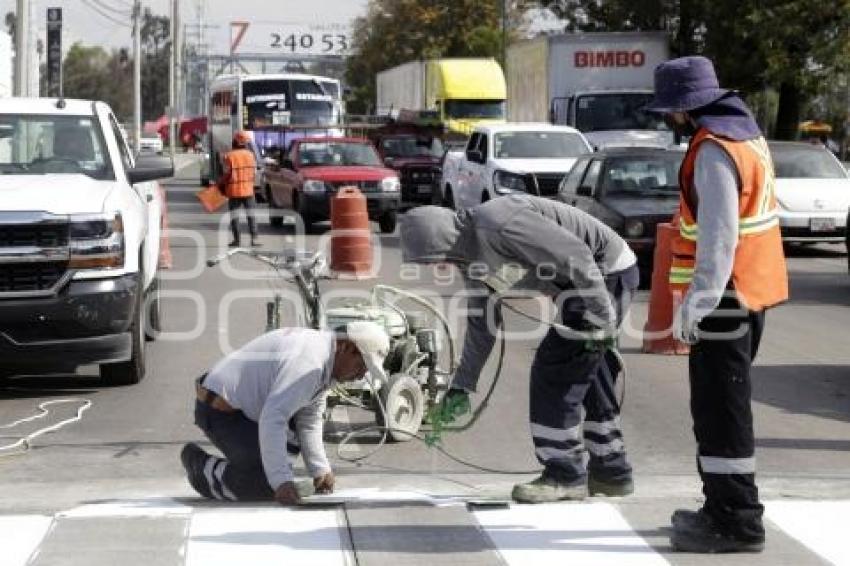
[[642, 221, 689, 354], [330, 186, 373, 275]]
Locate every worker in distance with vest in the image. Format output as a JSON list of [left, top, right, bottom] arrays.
[[646, 56, 789, 553], [219, 131, 260, 248]]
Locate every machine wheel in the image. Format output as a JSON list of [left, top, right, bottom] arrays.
[[144, 274, 162, 341], [100, 284, 146, 386], [378, 210, 397, 234], [376, 374, 424, 442]]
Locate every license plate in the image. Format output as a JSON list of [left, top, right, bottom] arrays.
[[809, 218, 835, 232], [417, 185, 432, 194]]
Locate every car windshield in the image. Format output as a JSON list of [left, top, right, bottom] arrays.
[[444, 99, 505, 119], [769, 143, 847, 179], [574, 93, 669, 132], [600, 153, 684, 195], [0, 114, 114, 179], [381, 136, 443, 159], [494, 131, 588, 159], [297, 141, 381, 166]]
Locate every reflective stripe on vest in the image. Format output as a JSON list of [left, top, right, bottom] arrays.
[[699, 455, 756, 475]]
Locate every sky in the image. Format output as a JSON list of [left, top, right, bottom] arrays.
[[0, 0, 370, 54]]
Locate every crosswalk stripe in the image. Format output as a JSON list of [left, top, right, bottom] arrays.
[[0, 515, 54, 566], [765, 500, 850, 566], [473, 502, 669, 566], [58, 497, 192, 518], [185, 508, 348, 566]]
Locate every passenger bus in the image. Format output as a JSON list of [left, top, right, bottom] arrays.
[[207, 73, 344, 188]]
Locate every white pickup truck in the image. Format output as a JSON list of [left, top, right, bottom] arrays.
[[438, 123, 592, 210], [0, 98, 173, 385]]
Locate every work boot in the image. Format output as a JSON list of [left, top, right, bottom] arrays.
[[439, 388, 471, 423], [588, 476, 634, 497], [511, 473, 588, 503], [228, 239, 240, 248], [250, 237, 262, 248], [671, 508, 765, 553], [180, 443, 213, 499]]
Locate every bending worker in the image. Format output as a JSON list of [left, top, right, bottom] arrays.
[[400, 195, 639, 503], [646, 56, 788, 553], [219, 131, 260, 248], [180, 322, 390, 505]]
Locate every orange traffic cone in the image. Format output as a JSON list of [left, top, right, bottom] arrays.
[[642, 221, 689, 354], [330, 187, 373, 276]]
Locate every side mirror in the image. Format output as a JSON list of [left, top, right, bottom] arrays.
[[467, 149, 483, 164], [577, 185, 593, 197], [128, 155, 174, 184]]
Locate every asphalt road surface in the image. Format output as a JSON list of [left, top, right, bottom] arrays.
[[2, 159, 848, 566]]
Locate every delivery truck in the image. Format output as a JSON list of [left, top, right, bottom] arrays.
[[506, 32, 673, 149], [376, 58, 507, 137]]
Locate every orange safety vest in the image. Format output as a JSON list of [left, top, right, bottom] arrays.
[[669, 128, 788, 312], [221, 148, 256, 199]]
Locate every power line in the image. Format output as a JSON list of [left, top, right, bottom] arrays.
[[90, 0, 131, 17], [80, 0, 131, 28]]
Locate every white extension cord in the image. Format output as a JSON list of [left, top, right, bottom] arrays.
[[0, 398, 92, 457]]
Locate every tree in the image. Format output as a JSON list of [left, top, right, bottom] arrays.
[[345, 0, 507, 113], [140, 8, 171, 121]]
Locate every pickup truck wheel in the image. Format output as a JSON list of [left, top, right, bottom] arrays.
[[379, 210, 397, 234], [481, 192, 490, 204], [442, 186, 455, 209], [268, 186, 284, 228], [295, 193, 316, 234], [144, 274, 162, 341], [100, 285, 146, 386]]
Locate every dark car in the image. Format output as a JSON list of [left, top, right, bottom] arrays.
[[558, 147, 684, 277], [374, 133, 444, 207]]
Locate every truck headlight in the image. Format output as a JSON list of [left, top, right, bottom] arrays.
[[493, 170, 527, 194], [303, 179, 326, 193], [69, 212, 125, 269], [624, 219, 645, 238], [381, 177, 400, 192]]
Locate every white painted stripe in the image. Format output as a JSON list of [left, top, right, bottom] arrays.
[[186, 509, 347, 566], [699, 455, 756, 474], [0, 515, 53, 566], [59, 497, 193, 518], [475, 502, 669, 566], [530, 423, 581, 443], [765, 500, 850, 566]]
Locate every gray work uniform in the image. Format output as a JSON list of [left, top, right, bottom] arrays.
[[194, 329, 334, 501], [402, 195, 639, 484]]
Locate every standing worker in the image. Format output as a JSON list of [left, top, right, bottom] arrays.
[[400, 195, 639, 503], [180, 322, 390, 505], [646, 56, 788, 553], [219, 131, 260, 248]]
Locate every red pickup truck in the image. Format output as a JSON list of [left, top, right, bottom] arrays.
[[263, 137, 401, 233]]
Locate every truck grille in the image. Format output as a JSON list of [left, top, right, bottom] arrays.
[[328, 181, 380, 193], [531, 173, 566, 197], [0, 261, 68, 293], [401, 166, 437, 185], [0, 223, 69, 248]]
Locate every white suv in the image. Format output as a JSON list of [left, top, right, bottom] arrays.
[[0, 98, 173, 385]]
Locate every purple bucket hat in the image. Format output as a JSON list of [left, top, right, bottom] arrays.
[[645, 56, 730, 113]]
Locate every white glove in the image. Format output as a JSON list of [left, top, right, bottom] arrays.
[[673, 305, 700, 345]]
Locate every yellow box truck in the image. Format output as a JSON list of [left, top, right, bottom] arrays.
[[376, 58, 507, 137]]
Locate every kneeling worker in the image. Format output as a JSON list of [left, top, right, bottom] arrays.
[[180, 322, 389, 505], [400, 195, 639, 503]]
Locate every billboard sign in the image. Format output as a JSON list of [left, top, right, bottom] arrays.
[[46, 7, 62, 97]]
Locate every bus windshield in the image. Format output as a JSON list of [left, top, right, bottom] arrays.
[[444, 100, 505, 120], [242, 79, 338, 129]]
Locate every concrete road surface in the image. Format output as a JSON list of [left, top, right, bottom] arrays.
[[1, 159, 848, 566]]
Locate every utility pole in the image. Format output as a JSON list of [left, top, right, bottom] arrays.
[[13, 0, 29, 96], [132, 1, 142, 154], [169, 0, 179, 156]]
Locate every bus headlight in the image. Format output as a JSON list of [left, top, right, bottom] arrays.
[[69, 212, 125, 269]]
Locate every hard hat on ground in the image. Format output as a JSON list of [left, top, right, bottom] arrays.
[[344, 321, 390, 385]]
